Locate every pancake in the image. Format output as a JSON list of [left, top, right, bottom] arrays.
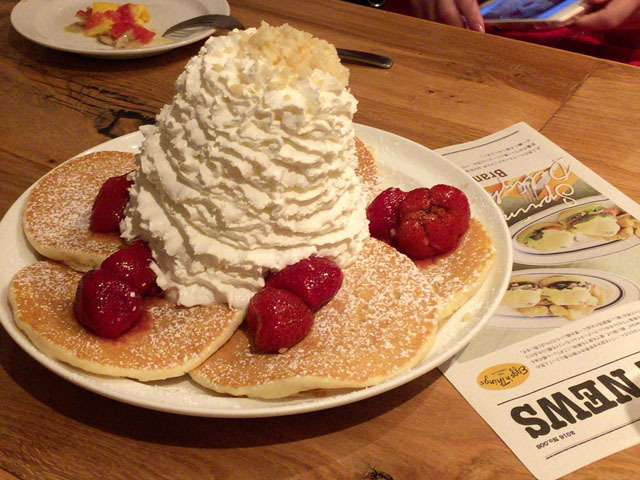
[[354, 137, 381, 201], [9, 260, 243, 381], [23, 151, 135, 271], [14, 139, 496, 398], [23, 142, 375, 273], [190, 237, 441, 399], [416, 218, 495, 325]]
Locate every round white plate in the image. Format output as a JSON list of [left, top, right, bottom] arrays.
[[0, 124, 512, 417], [10, 0, 230, 59], [491, 267, 640, 329], [511, 195, 640, 265]]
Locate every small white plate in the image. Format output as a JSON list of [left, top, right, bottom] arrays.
[[10, 0, 230, 59], [491, 267, 640, 329], [0, 124, 512, 417], [511, 195, 640, 265]]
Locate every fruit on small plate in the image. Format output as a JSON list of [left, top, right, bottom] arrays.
[[74, 2, 155, 48]]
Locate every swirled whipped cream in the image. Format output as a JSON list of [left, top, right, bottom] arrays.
[[121, 22, 368, 309]]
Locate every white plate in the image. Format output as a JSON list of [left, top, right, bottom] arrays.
[[491, 267, 640, 329], [511, 195, 640, 265], [10, 0, 230, 59], [0, 124, 512, 417]]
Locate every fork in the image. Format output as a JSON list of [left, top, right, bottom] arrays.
[[163, 14, 394, 68], [163, 14, 244, 35]]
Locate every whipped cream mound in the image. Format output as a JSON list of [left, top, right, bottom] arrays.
[[121, 22, 369, 309]]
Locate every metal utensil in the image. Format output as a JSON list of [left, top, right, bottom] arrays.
[[333, 48, 393, 69], [163, 14, 393, 68], [163, 14, 244, 35]]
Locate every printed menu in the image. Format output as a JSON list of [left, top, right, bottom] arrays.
[[436, 122, 640, 480]]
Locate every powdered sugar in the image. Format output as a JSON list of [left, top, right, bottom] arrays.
[[10, 261, 243, 380], [23, 151, 135, 269], [0, 125, 511, 416]]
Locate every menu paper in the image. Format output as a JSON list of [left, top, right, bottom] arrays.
[[437, 122, 640, 480]]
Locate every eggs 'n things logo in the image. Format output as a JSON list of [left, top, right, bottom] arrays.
[[477, 363, 530, 390]]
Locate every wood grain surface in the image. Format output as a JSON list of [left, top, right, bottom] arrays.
[[2, 0, 640, 479]]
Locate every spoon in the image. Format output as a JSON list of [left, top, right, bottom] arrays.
[[163, 14, 394, 69]]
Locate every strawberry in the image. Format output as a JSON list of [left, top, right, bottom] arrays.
[[265, 257, 342, 311], [117, 3, 136, 24], [394, 212, 435, 259], [393, 184, 470, 259], [111, 4, 155, 44], [101, 240, 158, 297], [75, 8, 91, 24], [130, 23, 155, 43], [81, 11, 106, 30], [395, 210, 458, 259], [428, 184, 471, 236], [111, 22, 155, 43], [73, 269, 142, 338], [397, 188, 432, 222], [110, 22, 132, 39], [246, 287, 314, 353], [104, 9, 122, 22], [90, 173, 133, 233], [366, 187, 407, 242]]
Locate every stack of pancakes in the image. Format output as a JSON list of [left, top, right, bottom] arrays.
[[9, 140, 495, 398]]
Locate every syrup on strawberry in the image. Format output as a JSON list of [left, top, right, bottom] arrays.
[[246, 256, 345, 353], [101, 240, 158, 297], [90, 172, 133, 233], [428, 184, 471, 236], [246, 287, 314, 353], [366, 187, 407, 243], [265, 257, 342, 311], [73, 269, 142, 338], [367, 184, 470, 260]]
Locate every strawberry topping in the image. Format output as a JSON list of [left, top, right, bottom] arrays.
[[428, 184, 471, 236], [395, 209, 459, 258], [101, 240, 159, 297], [367, 184, 470, 260], [73, 269, 142, 338], [265, 257, 342, 311], [246, 287, 314, 353], [366, 187, 407, 243], [90, 172, 133, 233]]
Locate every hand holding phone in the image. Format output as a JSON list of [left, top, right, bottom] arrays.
[[480, 0, 589, 28]]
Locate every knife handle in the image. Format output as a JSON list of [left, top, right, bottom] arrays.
[[336, 48, 394, 69]]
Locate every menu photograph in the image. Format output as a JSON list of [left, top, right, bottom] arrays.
[[435, 123, 640, 480]]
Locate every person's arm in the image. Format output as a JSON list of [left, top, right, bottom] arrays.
[[575, 0, 640, 29]]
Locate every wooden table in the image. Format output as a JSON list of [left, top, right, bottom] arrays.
[[2, 0, 640, 478]]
